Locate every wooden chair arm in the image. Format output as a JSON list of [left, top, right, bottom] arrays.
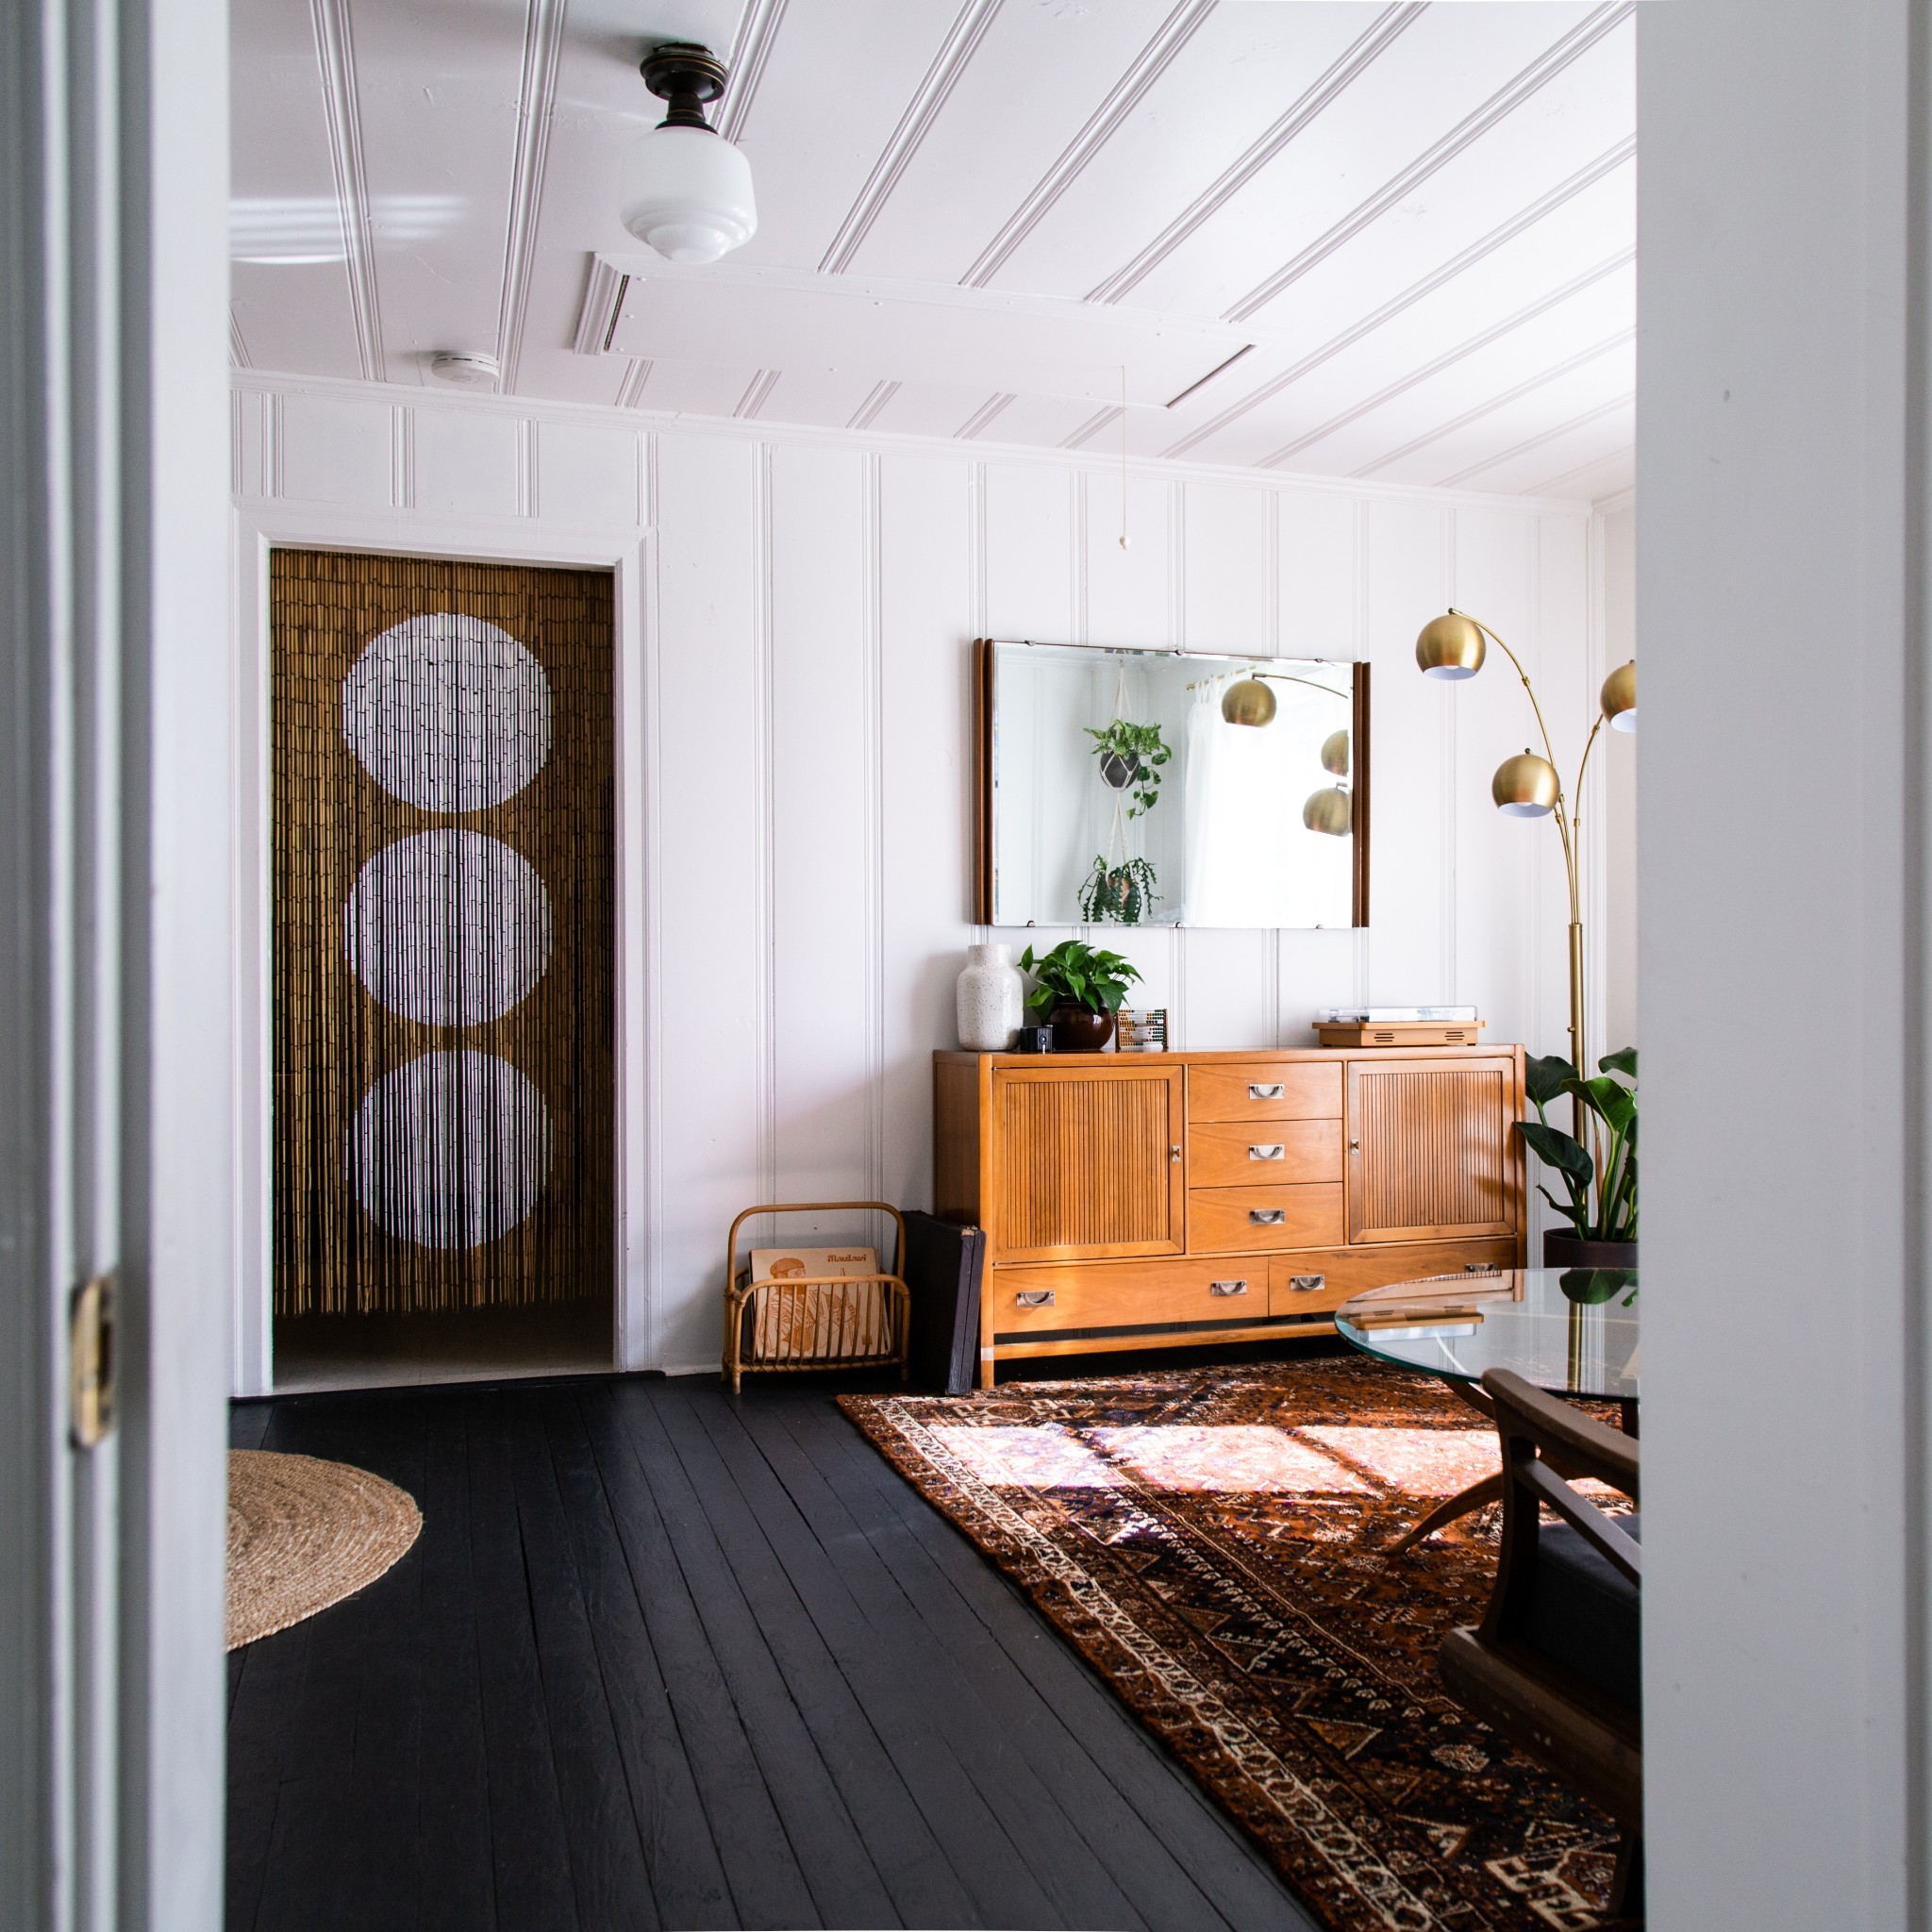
[[1482, 1368, 1639, 1500]]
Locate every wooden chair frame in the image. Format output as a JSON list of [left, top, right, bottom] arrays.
[[1439, 1368, 1644, 1915], [722, 1201, 911, 1394]]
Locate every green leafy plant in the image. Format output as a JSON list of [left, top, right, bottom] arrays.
[[1018, 941, 1142, 1017], [1519, 1046, 1638, 1242], [1077, 855, 1160, 924], [1084, 719, 1172, 818]]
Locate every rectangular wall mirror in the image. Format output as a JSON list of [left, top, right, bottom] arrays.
[[974, 640, 1368, 930]]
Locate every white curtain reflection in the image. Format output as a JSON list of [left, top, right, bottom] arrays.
[[1181, 676, 1352, 926]]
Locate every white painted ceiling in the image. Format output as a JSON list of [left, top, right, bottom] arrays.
[[230, 0, 1635, 500]]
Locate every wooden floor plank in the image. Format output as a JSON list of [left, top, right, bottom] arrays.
[[753, 1391, 1276, 1932], [408, 1394, 498, 1932], [728, 1392, 1158, 1932], [782, 1390, 1324, 1932], [463, 1391, 583, 1932], [614, 1384, 968, 1925], [584, 1388, 893, 1931], [498, 1396, 662, 1932], [671, 1384, 1066, 1930], [532, 1393, 737, 1929]]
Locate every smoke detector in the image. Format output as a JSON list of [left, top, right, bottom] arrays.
[[428, 351, 501, 389]]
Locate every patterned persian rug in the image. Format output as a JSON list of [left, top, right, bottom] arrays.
[[841, 1357, 1626, 1932]]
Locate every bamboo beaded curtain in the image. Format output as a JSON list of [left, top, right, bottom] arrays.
[[272, 550, 613, 1316]]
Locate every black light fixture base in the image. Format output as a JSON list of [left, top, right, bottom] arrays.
[[641, 42, 727, 129]]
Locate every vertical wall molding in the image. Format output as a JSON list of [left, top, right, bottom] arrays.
[[637, 435, 664, 1367], [1440, 508, 1458, 1001], [1073, 469, 1090, 642], [863, 453, 887, 1196], [753, 443, 777, 1202], [390, 404, 414, 508], [517, 418, 538, 518]]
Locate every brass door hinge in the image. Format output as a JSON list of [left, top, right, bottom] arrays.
[[70, 1274, 116, 1450]]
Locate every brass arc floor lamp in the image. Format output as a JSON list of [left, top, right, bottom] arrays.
[[1414, 610, 1636, 1123]]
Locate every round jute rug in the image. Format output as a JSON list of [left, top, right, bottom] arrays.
[[226, 1450, 422, 1651]]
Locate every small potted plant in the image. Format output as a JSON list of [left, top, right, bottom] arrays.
[[1519, 1047, 1638, 1267], [1018, 941, 1142, 1052], [1077, 854, 1159, 924], [1084, 720, 1171, 819]]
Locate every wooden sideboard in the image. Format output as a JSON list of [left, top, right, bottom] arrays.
[[934, 1044, 1526, 1387]]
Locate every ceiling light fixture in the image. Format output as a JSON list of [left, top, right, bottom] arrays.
[[620, 42, 757, 266]]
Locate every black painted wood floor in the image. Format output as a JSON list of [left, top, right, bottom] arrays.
[[227, 1372, 1320, 1932]]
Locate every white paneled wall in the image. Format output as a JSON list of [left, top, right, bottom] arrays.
[[231, 375, 1607, 1383]]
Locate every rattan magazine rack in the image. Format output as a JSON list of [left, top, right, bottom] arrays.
[[722, 1200, 911, 1394]]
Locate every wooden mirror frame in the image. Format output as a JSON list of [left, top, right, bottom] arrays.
[[971, 638, 1370, 930]]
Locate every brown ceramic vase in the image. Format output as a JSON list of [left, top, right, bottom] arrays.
[[1048, 1003, 1115, 1053]]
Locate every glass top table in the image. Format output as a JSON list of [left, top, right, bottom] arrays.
[[1334, 1266, 1639, 1555], [1334, 1267, 1639, 1404]]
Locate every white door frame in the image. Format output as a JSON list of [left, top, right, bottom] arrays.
[[229, 507, 652, 1395]]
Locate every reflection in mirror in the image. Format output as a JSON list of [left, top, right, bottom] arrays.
[[975, 641, 1367, 930]]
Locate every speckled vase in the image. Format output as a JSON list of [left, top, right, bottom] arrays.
[[956, 942, 1024, 1051]]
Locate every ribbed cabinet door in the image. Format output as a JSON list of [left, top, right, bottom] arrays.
[[1346, 1058, 1519, 1242], [991, 1063, 1185, 1259]]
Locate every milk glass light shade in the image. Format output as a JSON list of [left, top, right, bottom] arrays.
[[619, 125, 758, 263], [1491, 751, 1559, 818]]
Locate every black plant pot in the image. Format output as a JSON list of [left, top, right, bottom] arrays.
[[1098, 751, 1141, 791], [1543, 1230, 1639, 1270], [1049, 1003, 1115, 1053]]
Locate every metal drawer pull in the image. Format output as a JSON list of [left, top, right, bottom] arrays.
[[1208, 1278, 1249, 1297], [1247, 1083, 1285, 1100], [1248, 1143, 1285, 1161], [1015, 1290, 1056, 1308], [1289, 1274, 1325, 1292], [1249, 1208, 1286, 1225]]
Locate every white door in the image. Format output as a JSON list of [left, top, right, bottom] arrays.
[[0, 0, 231, 1924]]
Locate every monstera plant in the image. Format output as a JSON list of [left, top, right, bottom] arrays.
[[1519, 1046, 1637, 1257]]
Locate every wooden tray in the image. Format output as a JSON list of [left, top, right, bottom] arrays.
[[1313, 1021, 1485, 1048]]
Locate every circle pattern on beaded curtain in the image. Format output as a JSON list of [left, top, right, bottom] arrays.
[[270, 551, 613, 1318], [352, 1050, 554, 1249], [344, 830, 554, 1027], [342, 612, 552, 812]]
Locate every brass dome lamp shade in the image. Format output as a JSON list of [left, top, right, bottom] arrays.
[[1320, 728, 1350, 776], [1491, 750, 1558, 818], [1413, 608, 1637, 1124], [1221, 677, 1277, 727], [1303, 785, 1352, 836], [1601, 658, 1637, 732], [1415, 611, 1487, 679]]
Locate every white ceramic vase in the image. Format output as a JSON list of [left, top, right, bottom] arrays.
[[956, 942, 1024, 1051]]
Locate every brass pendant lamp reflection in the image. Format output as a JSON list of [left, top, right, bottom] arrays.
[[1415, 608, 1636, 1117], [1206, 667, 1357, 833]]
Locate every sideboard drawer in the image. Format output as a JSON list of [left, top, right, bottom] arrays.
[[1188, 1117, 1342, 1190], [1188, 1061, 1342, 1124], [1188, 1183, 1344, 1254], [991, 1257, 1278, 1335], [1267, 1239, 1518, 1316]]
